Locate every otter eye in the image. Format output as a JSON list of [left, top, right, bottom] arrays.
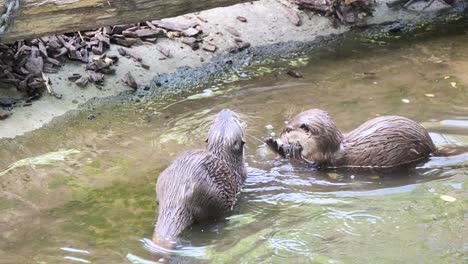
[[300, 124, 309, 132], [285, 127, 293, 133]]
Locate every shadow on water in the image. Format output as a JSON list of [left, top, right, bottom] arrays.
[[0, 21, 467, 264]]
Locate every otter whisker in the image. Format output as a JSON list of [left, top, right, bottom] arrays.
[[245, 134, 264, 144]]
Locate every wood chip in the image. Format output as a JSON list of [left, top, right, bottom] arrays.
[[182, 27, 200, 37], [181, 37, 199, 50], [286, 70, 303, 78], [123, 30, 139, 38], [123, 72, 137, 90], [88, 71, 104, 84], [202, 42, 217, 52], [151, 20, 198, 32], [225, 26, 241, 37], [135, 28, 163, 38], [156, 45, 171, 58], [286, 8, 302, 26], [75, 76, 89, 87], [68, 73, 82, 81], [236, 16, 247, 22]]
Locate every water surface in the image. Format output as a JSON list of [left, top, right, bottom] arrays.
[[0, 32, 467, 264]]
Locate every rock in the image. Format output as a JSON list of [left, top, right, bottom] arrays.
[[123, 72, 137, 90]]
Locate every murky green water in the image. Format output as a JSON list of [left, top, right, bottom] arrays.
[[1, 32, 467, 264]]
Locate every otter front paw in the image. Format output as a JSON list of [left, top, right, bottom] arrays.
[[264, 137, 278, 149]]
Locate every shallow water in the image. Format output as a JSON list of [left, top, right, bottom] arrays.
[[0, 31, 467, 264]]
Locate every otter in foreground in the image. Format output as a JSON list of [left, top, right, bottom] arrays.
[[153, 109, 246, 246], [265, 109, 442, 170]]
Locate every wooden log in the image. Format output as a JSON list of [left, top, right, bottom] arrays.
[[0, 0, 253, 43]]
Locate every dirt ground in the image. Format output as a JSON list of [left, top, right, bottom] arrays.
[[0, 0, 449, 138]]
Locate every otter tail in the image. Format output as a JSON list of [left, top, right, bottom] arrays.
[[434, 146, 468, 157], [151, 206, 193, 262]]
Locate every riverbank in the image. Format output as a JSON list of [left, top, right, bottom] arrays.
[[0, 0, 457, 138]]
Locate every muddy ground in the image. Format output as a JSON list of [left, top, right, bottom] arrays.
[[0, 0, 454, 138]]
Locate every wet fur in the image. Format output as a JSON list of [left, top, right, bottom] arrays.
[[266, 109, 439, 169], [154, 110, 246, 242]]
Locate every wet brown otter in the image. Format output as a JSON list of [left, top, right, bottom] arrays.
[[265, 109, 441, 170], [153, 109, 246, 245]]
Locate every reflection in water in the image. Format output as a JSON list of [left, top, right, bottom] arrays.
[[0, 32, 467, 263]]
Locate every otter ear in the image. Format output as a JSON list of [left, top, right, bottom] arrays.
[[205, 138, 208, 143], [300, 124, 310, 132]]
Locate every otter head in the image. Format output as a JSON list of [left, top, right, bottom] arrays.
[[206, 109, 246, 162], [266, 109, 343, 166]]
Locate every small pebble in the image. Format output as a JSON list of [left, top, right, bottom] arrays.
[[401, 99, 410, 103]]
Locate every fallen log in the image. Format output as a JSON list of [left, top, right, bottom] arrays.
[[0, 0, 253, 43]]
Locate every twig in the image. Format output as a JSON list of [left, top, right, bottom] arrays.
[[78, 31, 85, 42]]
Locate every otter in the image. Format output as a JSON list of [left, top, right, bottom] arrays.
[[153, 109, 246, 247], [265, 109, 462, 170]]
